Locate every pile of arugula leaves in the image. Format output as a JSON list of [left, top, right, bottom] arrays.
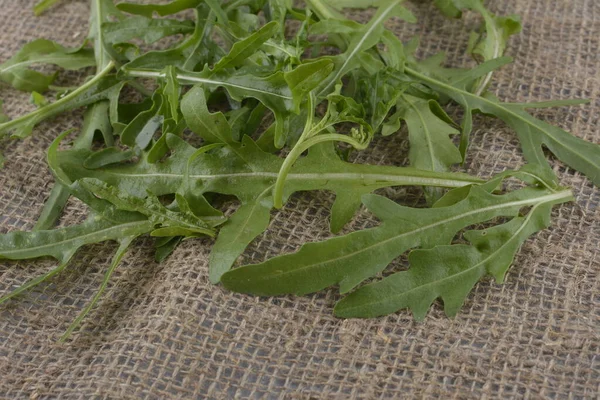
[[0, 0, 597, 339]]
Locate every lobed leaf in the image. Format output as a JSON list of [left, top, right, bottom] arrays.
[[221, 181, 572, 295]]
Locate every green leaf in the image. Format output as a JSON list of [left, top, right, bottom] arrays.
[[117, 0, 202, 17], [0, 64, 120, 139], [0, 39, 95, 92], [30, 91, 49, 108], [121, 4, 218, 72], [405, 65, 600, 186], [33, 0, 64, 16], [266, 0, 291, 38], [221, 182, 572, 296], [155, 236, 182, 262], [434, 0, 462, 18], [208, 190, 273, 284], [315, 0, 416, 98], [334, 191, 571, 319], [213, 21, 279, 71], [181, 85, 233, 144], [89, 0, 124, 70], [120, 90, 164, 149], [397, 95, 462, 202], [457, 0, 521, 95], [83, 147, 136, 169], [78, 178, 217, 237], [103, 16, 195, 45], [0, 217, 152, 265]]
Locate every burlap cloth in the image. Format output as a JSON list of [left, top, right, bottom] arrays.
[[0, 0, 598, 398]]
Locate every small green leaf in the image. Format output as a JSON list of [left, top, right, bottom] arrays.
[[0, 64, 120, 139], [103, 16, 195, 45], [214, 21, 280, 71], [0, 39, 95, 92], [83, 147, 136, 169], [33, 0, 64, 15], [117, 0, 202, 17]]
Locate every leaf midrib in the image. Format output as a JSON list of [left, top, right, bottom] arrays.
[[97, 169, 481, 188], [126, 69, 293, 100]]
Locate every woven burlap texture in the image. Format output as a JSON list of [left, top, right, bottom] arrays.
[[1, 0, 598, 398]]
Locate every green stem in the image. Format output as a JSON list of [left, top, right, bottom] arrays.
[[273, 133, 368, 208], [60, 236, 134, 341]]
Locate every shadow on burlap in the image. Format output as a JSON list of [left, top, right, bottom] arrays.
[[0, 0, 598, 398]]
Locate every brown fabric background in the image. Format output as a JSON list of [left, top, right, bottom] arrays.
[[1, 0, 599, 398]]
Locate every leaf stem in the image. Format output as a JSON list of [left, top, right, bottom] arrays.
[[60, 236, 134, 341], [273, 133, 370, 208]]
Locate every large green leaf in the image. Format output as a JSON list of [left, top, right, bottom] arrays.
[[334, 191, 571, 319], [221, 182, 572, 295]]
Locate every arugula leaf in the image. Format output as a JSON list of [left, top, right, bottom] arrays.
[[213, 21, 279, 71], [89, 0, 124, 70], [266, 0, 291, 38], [221, 182, 572, 295], [0, 66, 120, 138], [116, 0, 202, 17], [121, 4, 218, 72], [433, 0, 462, 18], [454, 0, 522, 95], [33, 0, 64, 16], [396, 95, 462, 202], [0, 216, 151, 266], [314, 0, 416, 98], [78, 178, 218, 237], [0, 39, 95, 93], [405, 65, 600, 186], [103, 16, 196, 45], [335, 191, 570, 318]]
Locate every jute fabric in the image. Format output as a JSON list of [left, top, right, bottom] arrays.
[[0, 1, 598, 398]]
